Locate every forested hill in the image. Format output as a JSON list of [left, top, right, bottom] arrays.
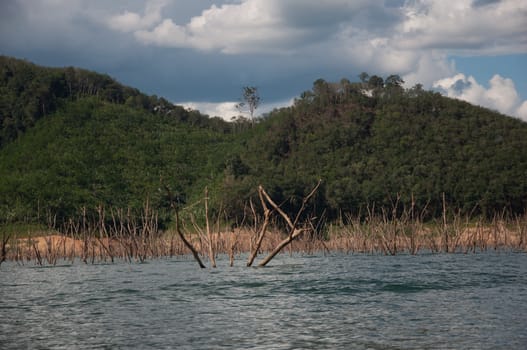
[[1, 56, 526, 226], [0, 56, 237, 223], [0, 55, 227, 148], [230, 77, 527, 219]]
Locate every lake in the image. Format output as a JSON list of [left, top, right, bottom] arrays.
[[1, 252, 527, 349]]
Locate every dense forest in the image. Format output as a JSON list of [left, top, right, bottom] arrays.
[[1, 56, 526, 228]]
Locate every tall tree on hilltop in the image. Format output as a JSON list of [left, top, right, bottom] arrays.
[[236, 86, 260, 121]]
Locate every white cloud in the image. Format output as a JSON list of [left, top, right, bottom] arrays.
[[135, 1, 287, 53], [106, 0, 527, 96], [394, 0, 527, 89], [128, 0, 401, 54], [180, 98, 294, 121], [397, 0, 527, 55], [403, 52, 456, 88], [180, 101, 244, 120], [433, 73, 527, 120], [107, 0, 167, 33], [114, 0, 527, 56], [135, 18, 189, 46]]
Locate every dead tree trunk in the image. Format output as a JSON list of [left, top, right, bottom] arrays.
[[1, 233, 10, 265], [165, 185, 206, 268], [442, 192, 449, 253], [258, 180, 321, 267], [204, 187, 217, 268], [258, 228, 305, 267], [229, 229, 237, 267], [246, 186, 272, 267]]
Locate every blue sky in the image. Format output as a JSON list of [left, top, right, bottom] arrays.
[[1, 0, 526, 120]]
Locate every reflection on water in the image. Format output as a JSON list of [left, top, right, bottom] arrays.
[[1, 252, 527, 349]]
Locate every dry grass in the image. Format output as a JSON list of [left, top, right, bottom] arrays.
[[2, 203, 526, 267], [2, 215, 526, 267], [1, 228, 302, 266], [324, 217, 527, 254]]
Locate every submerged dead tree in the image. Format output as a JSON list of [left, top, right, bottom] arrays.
[[204, 187, 216, 267], [165, 185, 206, 268], [1, 232, 10, 266], [163, 179, 321, 268], [188, 188, 217, 267], [257, 180, 322, 267], [246, 186, 273, 267]]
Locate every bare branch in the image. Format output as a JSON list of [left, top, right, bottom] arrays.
[[164, 184, 206, 268], [247, 186, 273, 267], [257, 180, 322, 267]]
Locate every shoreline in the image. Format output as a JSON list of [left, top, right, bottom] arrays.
[[2, 221, 526, 266]]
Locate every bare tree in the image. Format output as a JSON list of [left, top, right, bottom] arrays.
[[246, 186, 273, 267], [236, 86, 260, 121], [257, 180, 322, 267], [164, 185, 206, 268]]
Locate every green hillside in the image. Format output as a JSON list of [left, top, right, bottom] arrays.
[[1, 57, 526, 227], [0, 56, 238, 225], [230, 77, 527, 219], [0, 98, 237, 223]]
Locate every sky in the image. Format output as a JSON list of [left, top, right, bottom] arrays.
[[1, 0, 526, 121]]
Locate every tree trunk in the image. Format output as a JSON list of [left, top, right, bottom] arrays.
[[255, 180, 321, 267], [258, 229, 304, 267], [165, 184, 206, 268], [247, 186, 272, 267], [1, 233, 10, 265], [204, 187, 216, 267], [175, 210, 206, 268]]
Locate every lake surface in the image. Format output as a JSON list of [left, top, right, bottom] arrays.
[[1, 252, 527, 349]]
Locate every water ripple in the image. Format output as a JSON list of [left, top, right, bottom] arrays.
[[1, 252, 526, 349]]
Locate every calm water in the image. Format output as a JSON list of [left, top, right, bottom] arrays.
[[1, 252, 527, 349]]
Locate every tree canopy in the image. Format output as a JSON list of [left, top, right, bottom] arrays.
[[1, 56, 526, 227]]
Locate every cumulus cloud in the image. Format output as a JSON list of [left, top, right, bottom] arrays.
[[397, 0, 527, 54], [135, 1, 312, 54], [109, 0, 526, 92], [131, 0, 403, 54], [107, 0, 167, 33], [402, 52, 456, 88], [434, 74, 527, 120], [116, 0, 527, 55], [84, 0, 527, 120]]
